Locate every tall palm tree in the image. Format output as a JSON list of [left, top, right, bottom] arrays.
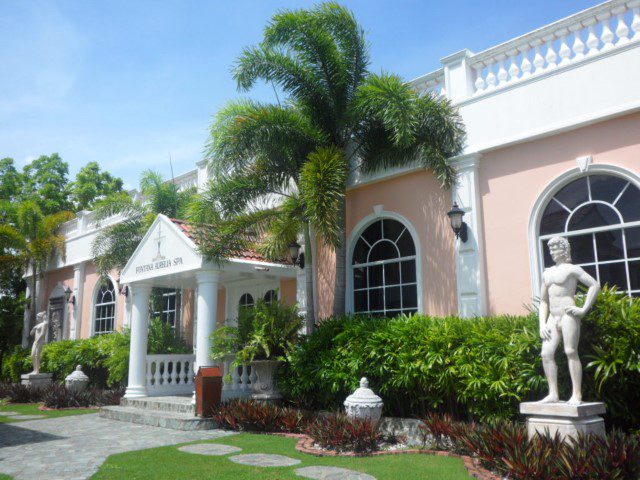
[[199, 2, 465, 319], [0, 200, 74, 329], [91, 170, 194, 275]]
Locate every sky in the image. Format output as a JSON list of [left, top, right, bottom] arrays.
[[1, 0, 597, 189]]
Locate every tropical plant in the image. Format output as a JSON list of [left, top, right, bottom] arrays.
[[91, 170, 194, 275], [211, 298, 303, 365], [196, 2, 465, 328], [0, 200, 74, 329], [69, 161, 125, 211]]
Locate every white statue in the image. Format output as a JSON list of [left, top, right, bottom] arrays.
[[539, 236, 600, 405], [29, 311, 49, 374]]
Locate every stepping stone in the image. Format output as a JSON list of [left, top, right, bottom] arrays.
[[7, 414, 46, 420], [179, 443, 242, 456], [0, 411, 20, 416], [295, 466, 377, 480], [229, 453, 301, 467]]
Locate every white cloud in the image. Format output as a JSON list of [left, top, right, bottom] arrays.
[[24, 155, 36, 165]]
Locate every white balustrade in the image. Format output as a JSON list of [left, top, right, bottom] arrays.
[[219, 355, 252, 400], [411, 70, 446, 97], [469, 0, 639, 97], [146, 354, 195, 396]]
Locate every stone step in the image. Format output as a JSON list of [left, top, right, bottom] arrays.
[[99, 406, 218, 431], [121, 396, 195, 414]]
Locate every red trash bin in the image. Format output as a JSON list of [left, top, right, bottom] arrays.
[[195, 366, 222, 417]]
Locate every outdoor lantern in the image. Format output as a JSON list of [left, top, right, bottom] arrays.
[[64, 285, 75, 305], [288, 241, 305, 269], [447, 203, 468, 242]]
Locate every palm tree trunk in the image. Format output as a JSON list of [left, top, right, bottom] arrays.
[[303, 222, 316, 333], [29, 263, 37, 332], [332, 196, 347, 317]]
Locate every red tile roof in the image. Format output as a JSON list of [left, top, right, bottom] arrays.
[[169, 218, 290, 265]]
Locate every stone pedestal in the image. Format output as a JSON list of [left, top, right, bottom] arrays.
[[520, 401, 606, 440], [21, 373, 53, 388]]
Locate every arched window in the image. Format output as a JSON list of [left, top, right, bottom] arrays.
[[538, 173, 640, 296], [263, 290, 277, 306], [94, 278, 116, 334], [239, 293, 254, 309], [351, 218, 418, 316]]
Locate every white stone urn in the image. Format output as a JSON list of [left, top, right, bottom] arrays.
[[250, 359, 283, 402], [65, 365, 89, 393], [344, 377, 384, 425]]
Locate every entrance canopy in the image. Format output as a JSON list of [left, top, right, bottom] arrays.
[[120, 214, 296, 399], [120, 214, 295, 288]]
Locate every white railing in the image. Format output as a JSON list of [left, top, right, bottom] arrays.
[[412, 69, 446, 97], [470, 0, 640, 96], [220, 354, 253, 400], [146, 354, 195, 396], [144, 353, 253, 399]]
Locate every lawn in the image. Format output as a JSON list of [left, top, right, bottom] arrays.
[[91, 432, 471, 480], [0, 402, 97, 423]]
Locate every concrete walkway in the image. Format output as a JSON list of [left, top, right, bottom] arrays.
[[0, 413, 233, 480]]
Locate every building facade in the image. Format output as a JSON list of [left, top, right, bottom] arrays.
[[30, 0, 640, 397]]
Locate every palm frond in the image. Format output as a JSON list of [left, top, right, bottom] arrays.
[[299, 146, 347, 247]]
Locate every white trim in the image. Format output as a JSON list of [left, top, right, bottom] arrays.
[[89, 274, 119, 336], [528, 164, 640, 299], [346, 210, 423, 314]]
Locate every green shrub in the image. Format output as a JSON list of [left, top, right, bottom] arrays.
[[2, 319, 191, 388], [280, 313, 543, 421], [1, 345, 31, 382], [281, 287, 640, 429], [147, 317, 191, 355]]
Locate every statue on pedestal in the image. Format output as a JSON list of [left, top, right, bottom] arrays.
[[538, 236, 600, 405], [29, 311, 49, 375]]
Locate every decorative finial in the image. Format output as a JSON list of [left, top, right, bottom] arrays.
[[360, 377, 368, 388]]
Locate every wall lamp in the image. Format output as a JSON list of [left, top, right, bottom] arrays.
[[447, 203, 468, 243], [64, 285, 76, 305], [119, 285, 129, 297], [288, 241, 305, 269]]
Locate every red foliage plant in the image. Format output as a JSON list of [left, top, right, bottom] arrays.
[[210, 399, 313, 433], [306, 413, 383, 454]]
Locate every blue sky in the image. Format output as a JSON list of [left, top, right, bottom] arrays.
[[0, 0, 596, 189]]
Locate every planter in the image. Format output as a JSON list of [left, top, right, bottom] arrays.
[[250, 359, 282, 402]]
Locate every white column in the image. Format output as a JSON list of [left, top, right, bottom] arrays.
[[70, 263, 85, 340], [124, 284, 151, 398], [194, 270, 220, 372], [452, 153, 488, 317]]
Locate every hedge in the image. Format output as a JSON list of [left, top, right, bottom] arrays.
[[2, 318, 190, 388], [280, 287, 640, 430]]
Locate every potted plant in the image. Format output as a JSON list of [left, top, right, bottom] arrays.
[[211, 297, 303, 402]]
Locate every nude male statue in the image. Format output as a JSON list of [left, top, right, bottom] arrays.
[[539, 236, 600, 405], [30, 311, 49, 374]]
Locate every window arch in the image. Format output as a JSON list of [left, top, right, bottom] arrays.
[[351, 218, 418, 316], [263, 290, 277, 306], [94, 277, 116, 334], [537, 173, 640, 296], [239, 293, 254, 309]]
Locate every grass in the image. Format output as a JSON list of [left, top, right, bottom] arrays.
[[0, 402, 97, 423], [92, 432, 471, 480]]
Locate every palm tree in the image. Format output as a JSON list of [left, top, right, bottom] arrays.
[[91, 170, 194, 275], [0, 200, 74, 329], [199, 2, 465, 320]]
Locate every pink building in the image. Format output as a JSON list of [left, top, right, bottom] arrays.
[[31, 0, 640, 398]]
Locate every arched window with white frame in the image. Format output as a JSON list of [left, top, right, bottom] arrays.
[[94, 277, 116, 334], [537, 173, 640, 296], [351, 218, 418, 316]]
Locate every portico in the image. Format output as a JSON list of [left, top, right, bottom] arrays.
[[119, 214, 296, 399]]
